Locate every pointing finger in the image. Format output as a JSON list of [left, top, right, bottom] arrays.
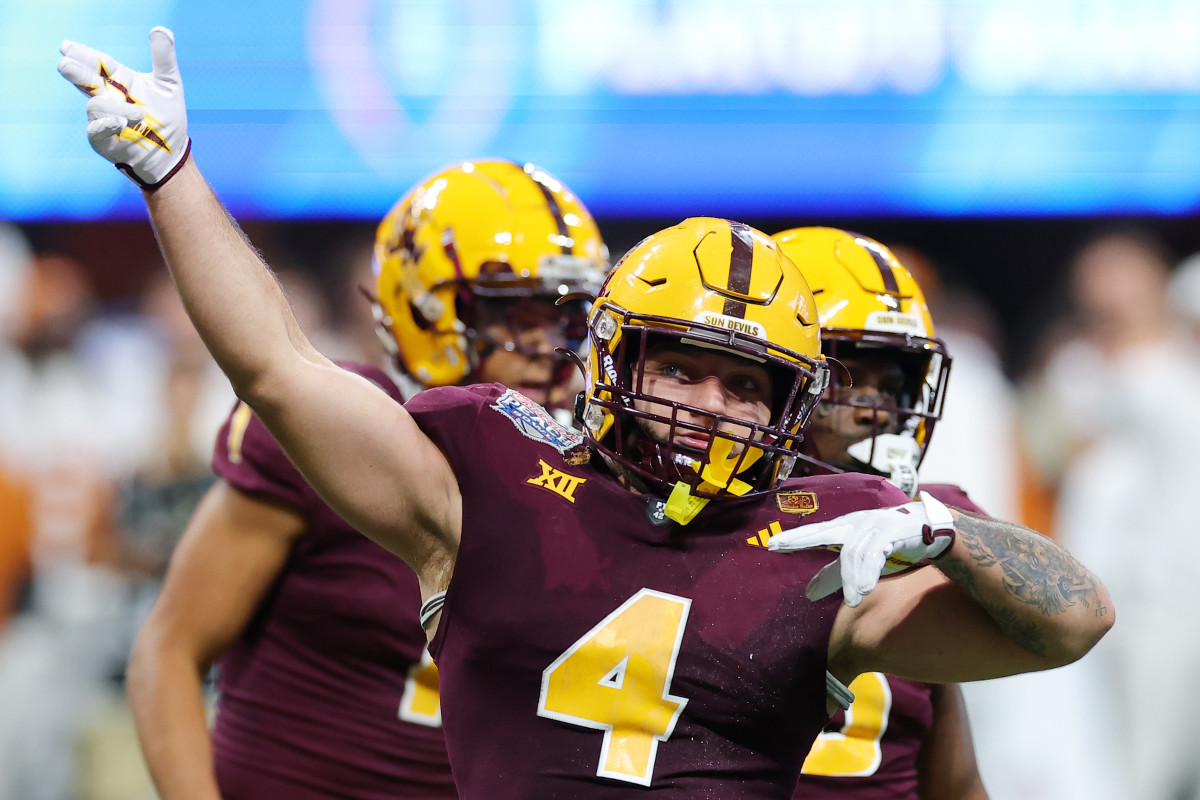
[[768, 522, 854, 552], [148, 27, 180, 85]]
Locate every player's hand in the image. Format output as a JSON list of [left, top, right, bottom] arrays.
[[768, 491, 956, 607], [57, 26, 190, 190]]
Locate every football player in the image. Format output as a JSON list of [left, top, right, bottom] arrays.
[[776, 227, 987, 800], [60, 29, 1112, 798], [123, 159, 606, 800]]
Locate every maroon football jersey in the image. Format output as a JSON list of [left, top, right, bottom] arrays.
[[209, 362, 455, 800], [921, 483, 986, 517], [793, 482, 987, 800], [406, 383, 913, 799]]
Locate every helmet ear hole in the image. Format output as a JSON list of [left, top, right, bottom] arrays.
[[573, 390, 587, 428], [453, 291, 475, 332], [766, 361, 804, 427], [409, 301, 435, 331], [895, 350, 932, 409]]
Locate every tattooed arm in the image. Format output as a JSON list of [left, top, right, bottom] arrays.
[[934, 511, 1111, 660], [827, 511, 1114, 686]]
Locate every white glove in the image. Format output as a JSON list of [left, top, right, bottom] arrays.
[[57, 27, 190, 189], [768, 491, 956, 607]]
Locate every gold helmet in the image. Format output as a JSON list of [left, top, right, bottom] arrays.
[[580, 218, 828, 513], [773, 227, 951, 492], [372, 160, 608, 389]]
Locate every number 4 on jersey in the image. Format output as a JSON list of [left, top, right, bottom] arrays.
[[538, 589, 692, 786]]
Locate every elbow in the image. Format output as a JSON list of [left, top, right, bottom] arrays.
[[227, 355, 285, 408], [229, 343, 327, 416], [229, 358, 300, 418], [1046, 587, 1116, 668], [126, 618, 213, 705], [229, 370, 272, 412], [1081, 589, 1117, 656]]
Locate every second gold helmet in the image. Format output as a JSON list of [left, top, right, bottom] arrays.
[[373, 160, 608, 388], [773, 226, 951, 492]]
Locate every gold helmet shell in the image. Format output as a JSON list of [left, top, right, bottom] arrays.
[[373, 160, 608, 388]]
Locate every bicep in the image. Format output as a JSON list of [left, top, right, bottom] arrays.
[[246, 359, 460, 575], [830, 566, 1060, 685], [918, 684, 989, 800], [135, 481, 305, 667]]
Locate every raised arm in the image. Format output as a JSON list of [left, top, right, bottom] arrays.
[[145, 159, 317, 395], [57, 29, 459, 589]]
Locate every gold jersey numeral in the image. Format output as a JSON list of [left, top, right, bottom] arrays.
[[801, 671, 892, 777], [538, 589, 692, 786], [398, 648, 442, 728]]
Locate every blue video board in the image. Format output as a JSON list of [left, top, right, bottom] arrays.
[[9, 0, 1200, 220]]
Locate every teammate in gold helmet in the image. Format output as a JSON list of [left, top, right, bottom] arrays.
[[774, 226, 950, 496], [124, 159, 608, 800], [776, 227, 987, 800], [372, 160, 608, 410]]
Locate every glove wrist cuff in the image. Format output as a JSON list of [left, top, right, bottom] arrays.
[[118, 137, 192, 191], [917, 491, 956, 559]]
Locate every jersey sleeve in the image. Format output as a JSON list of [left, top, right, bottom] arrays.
[[212, 401, 309, 509], [920, 483, 988, 516], [403, 383, 501, 477], [211, 361, 406, 511]]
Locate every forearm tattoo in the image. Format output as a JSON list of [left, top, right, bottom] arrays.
[[937, 512, 1109, 655]]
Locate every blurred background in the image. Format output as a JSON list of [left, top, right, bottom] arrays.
[[4, 0, 1200, 798]]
